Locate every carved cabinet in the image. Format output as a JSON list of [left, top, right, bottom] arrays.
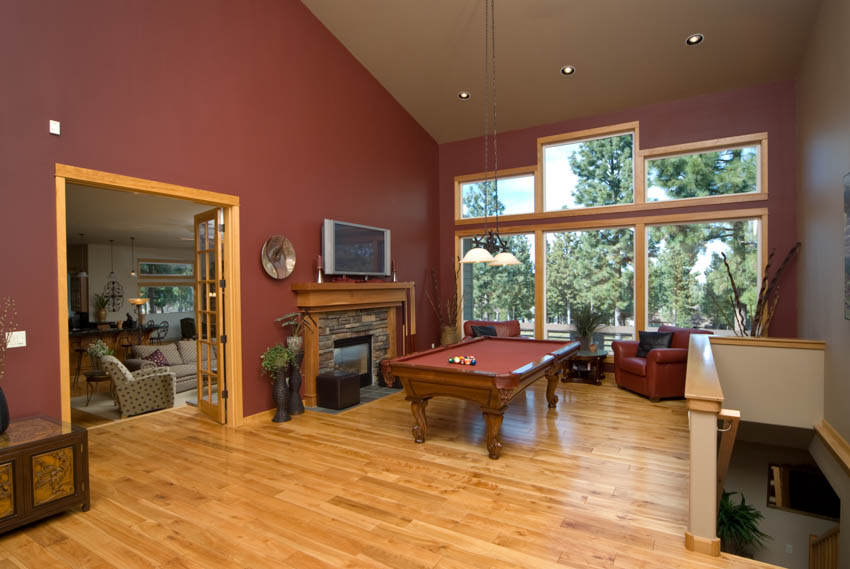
[[0, 416, 89, 534]]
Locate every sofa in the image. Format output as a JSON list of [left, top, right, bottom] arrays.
[[124, 340, 215, 393], [100, 355, 176, 418], [462, 319, 524, 341], [611, 325, 712, 401]]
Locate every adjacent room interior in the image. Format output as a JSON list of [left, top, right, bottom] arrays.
[[0, 0, 847, 568]]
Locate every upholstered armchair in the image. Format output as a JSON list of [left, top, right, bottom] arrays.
[[462, 319, 523, 341], [100, 356, 177, 418], [611, 325, 712, 401]]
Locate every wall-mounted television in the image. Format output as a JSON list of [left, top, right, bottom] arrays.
[[322, 219, 391, 277]]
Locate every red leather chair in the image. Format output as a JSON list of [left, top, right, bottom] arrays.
[[611, 325, 712, 400], [462, 319, 522, 341]]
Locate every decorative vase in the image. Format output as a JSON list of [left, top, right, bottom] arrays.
[[578, 336, 591, 351], [96, 308, 107, 323], [272, 370, 291, 423], [286, 336, 303, 352], [440, 325, 459, 346], [288, 351, 305, 415], [0, 387, 9, 435], [589, 344, 598, 353]]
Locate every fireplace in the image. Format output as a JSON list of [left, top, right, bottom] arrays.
[[333, 335, 372, 387]]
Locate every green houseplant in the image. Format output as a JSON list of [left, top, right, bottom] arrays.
[[572, 304, 607, 350], [261, 343, 294, 423], [93, 293, 109, 323], [717, 490, 770, 557], [86, 339, 114, 369]]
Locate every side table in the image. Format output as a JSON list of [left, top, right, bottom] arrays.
[[0, 416, 89, 535], [563, 350, 608, 385], [84, 370, 114, 406]]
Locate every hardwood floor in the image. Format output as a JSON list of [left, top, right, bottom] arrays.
[[0, 378, 779, 568]]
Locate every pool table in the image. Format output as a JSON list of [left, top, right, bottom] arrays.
[[387, 336, 580, 459]]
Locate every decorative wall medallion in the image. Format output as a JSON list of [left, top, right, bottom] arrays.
[[103, 280, 124, 312], [261, 235, 296, 280], [32, 446, 74, 506], [0, 462, 14, 519]]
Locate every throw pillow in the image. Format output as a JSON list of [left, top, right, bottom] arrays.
[[636, 331, 673, 357], [471, 325, 498, 338], [142, 348, 169, 368]]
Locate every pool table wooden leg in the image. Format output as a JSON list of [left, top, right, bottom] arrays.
[[545, 369, 560, 408], [409, 397, 430, 443], [482, 410, 504, 459]]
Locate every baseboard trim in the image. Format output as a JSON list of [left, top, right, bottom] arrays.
[[685, 532, 721, 556], [243, 408, 275, 425]]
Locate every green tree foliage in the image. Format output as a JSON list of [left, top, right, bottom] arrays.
[[140, 285, 194, 314], [570, 134, 634, 206], [648, 148, 757, 200]]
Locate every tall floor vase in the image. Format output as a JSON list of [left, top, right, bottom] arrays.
[[288, 351, 305, 415], [0, 387, 9, 435], [272, 370, 291, 423]]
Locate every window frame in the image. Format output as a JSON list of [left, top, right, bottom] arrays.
[[454, 165, 538, 223], [641, 132, 768, 207], [137, 281, 196, 315], [137, 258, 195, 279]]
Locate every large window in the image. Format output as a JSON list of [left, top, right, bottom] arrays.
[[543, 132, 634, 211], [138, 259, 194, 278], [545, 228, 634, 349], [647, 145, 760, 202], [647, 219, 760, 333], [461, 234, 535, 336], [460, 173, 535, 219], [139, 284, 195, 314]]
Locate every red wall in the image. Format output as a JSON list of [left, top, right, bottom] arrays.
[[438, 81, 799, 337], [0, 0, 439, 419]]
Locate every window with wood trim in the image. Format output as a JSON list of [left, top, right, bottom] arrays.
[[460, 173, 535, 219], [460, 234, 535, 336], [542, 132, 635, 211], [646, 145, 760, 202], [544, 227, 635, 349]]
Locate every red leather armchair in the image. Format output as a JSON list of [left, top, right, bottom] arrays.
[[611, 325, 712, 400], [462, 319, 522, 341]]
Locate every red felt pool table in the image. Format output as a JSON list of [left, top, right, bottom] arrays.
[[387, 336, 580, 459]]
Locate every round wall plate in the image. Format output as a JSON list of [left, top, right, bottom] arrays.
[[261, 235, 296, 279]]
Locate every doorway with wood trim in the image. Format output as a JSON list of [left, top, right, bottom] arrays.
[[55, 164, 244, 427]]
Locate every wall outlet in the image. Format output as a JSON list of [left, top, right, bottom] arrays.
[[785, 544, 793, 554], [6, 331, 26, 348], [49, 120, 60, 135]]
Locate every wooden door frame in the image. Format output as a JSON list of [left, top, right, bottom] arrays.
[[55, 164, 245, 427]]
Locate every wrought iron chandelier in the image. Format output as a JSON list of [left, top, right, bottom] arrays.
[[460, 0, 519, 266]]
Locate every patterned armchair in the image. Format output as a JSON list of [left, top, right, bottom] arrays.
[[100, 356, 176, 418]]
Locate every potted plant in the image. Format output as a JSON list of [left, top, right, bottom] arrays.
[[0, 297, 18, 434], [717, 490, 770, 557], [86, 339, 114, 369], [93, 293, 108, 323], [572, 304, 607, 351], [275, 311, 313, 352], [261, 343, 294, 423], [425, 265, 461, 346]]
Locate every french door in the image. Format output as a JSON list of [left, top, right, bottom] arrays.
[[194, 209, 226, 424]]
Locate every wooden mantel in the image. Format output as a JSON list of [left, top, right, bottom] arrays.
[[292, 281, 416, 406]]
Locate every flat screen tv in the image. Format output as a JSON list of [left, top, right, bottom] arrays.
[[322, 219, 391, 277]]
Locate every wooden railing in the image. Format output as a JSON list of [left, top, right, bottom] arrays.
[[683, 334, 742, 557], [809, 525, 839, 569]]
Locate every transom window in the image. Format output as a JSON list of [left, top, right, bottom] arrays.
[[543, 132, 634, 211], [460, 172, 535, 219], [138, 259, 194, 278], [647, 145, 760, 202]]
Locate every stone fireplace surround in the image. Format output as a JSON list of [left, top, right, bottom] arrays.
[[292, 282, 416, 407], [318, 308, 389, 385]]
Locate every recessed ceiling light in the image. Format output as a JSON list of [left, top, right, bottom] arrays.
[[457, 91, 471, 100], [686, 33, 704, 46], [560, 65, 576, 76]]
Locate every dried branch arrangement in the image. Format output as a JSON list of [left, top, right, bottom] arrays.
[[718, 242, 800, 337], [425, 262, 462, 328], [0, 298, 18, 381]]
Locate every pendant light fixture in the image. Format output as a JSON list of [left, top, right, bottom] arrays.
[[460, 0, 520, 266], [75, 234, 88, 278], [129, 237, 138, 278]]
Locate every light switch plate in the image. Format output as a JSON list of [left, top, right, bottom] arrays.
[[6, 331, 26, 348], [49, 120, 61, 135], [785, 544, 793, 554]]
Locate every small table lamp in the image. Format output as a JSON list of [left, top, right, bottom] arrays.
[[128, 298, 149, 344]]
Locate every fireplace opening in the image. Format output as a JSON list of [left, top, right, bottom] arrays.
[[333, 335, 372, 387]]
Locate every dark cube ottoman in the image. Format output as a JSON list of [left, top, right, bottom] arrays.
[[316, 370, 360, 410]]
